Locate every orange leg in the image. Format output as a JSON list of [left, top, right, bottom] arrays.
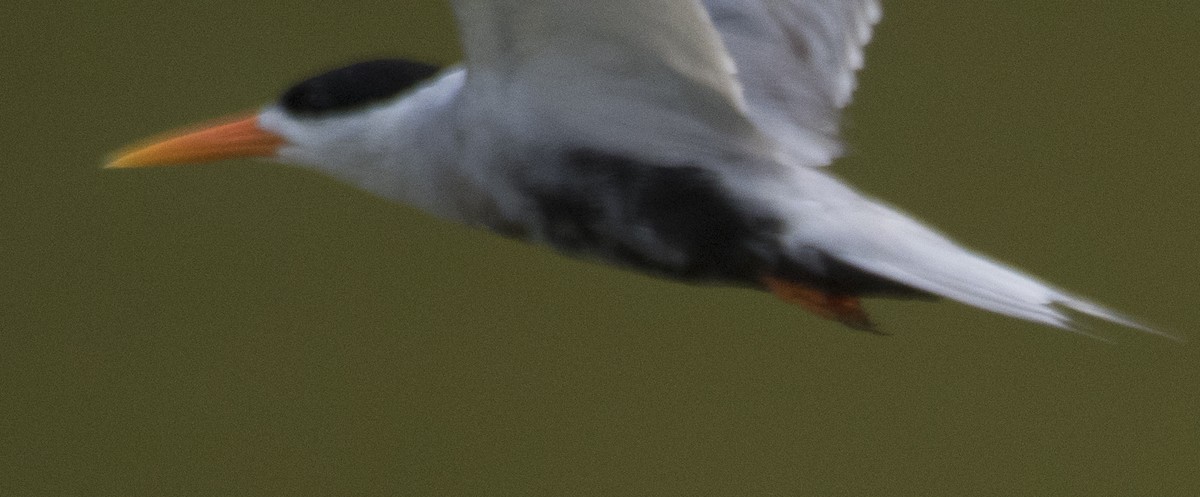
[[761, 276, 883, 334]]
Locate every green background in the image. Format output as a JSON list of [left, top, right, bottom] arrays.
[[3, 1, 1197, 495]]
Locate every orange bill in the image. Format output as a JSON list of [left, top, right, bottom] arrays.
[[106, 114, 285, 169]]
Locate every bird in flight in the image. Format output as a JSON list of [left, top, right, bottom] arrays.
[[109, 0, 1163, 337]]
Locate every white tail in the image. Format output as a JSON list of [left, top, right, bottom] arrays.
[[838, 251, 1165, 339], [804, 199, 1178, 340]]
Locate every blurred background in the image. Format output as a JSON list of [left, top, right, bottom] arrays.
[[2, 1, 1197, 495]]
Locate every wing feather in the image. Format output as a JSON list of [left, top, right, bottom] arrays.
[[448, 0, 881, 168], [450, 0, 762, 162], [705, 0, 882, 167]]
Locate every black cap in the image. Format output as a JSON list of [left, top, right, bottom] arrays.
[[281, 59, 442, 117]]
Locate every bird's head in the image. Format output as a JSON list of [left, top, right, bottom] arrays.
[[107, 59, 448, 177]]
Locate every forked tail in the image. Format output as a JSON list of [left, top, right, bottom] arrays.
[[832, 241, 1175, 340], [790, 196, 1178, 339]]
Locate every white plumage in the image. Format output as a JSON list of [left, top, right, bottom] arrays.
[[112, 0, 1169, 337]]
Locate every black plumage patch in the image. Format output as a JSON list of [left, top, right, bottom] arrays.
[[527, 149, 783, 282], [525, 149, 931, 297], [280, 59, 441, 116]]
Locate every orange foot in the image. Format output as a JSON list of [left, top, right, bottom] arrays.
[[761, 276, 884, 334]]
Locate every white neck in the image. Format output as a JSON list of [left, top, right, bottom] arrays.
[[258, 68, 482, 223]]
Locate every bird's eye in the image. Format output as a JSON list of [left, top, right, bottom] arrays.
[[280, 59, 442, 117]]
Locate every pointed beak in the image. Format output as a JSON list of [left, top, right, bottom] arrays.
[[106, 114, 286, 169]]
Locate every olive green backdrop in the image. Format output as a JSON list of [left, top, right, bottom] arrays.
[[2, 1, 1197, 495]]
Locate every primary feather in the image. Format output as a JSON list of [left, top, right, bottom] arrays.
[[705, 0, 882, 166]]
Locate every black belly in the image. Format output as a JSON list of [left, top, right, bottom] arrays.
[[515, 148, 928, 298]]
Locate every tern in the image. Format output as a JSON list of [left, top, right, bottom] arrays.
[[109, 0, 1163, 336]]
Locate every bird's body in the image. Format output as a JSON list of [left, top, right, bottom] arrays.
[[111, 0, 1165, 336]]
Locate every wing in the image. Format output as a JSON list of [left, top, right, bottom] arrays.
[[449, 0, 765, 163], [705, 0, 882, 167]]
